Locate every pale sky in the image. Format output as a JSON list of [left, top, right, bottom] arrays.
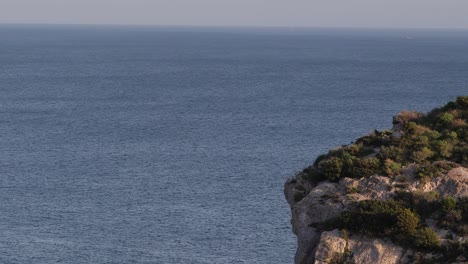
[[2, 0, 468, 29]]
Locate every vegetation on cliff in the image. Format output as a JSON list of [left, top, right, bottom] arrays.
[[303, 96, 467, 184], [298, 96, 468, 263]]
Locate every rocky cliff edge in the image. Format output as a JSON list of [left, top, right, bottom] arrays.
[[285, 97, 468, 264]]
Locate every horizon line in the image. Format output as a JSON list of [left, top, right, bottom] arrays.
[[1, 22, 468, 31]]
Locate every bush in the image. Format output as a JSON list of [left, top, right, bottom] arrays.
[[433, 140, 454, 158], [319, 157, 343, 181], [423, 130, 441, 140], [439, 113, 455, 124], [396, 208, 420, 235], [394, 191, 440, 218], [411, 147, 434, 163], [452, 142, 468, 166], [404, 122, 429, 137], [337, 152, 380, 178], [417, 162, 457, 180], [326, 200, 419, 237], [301, 166, 326, 183], [313, 154, 328, 167], [433, 196, 468, 236], [456, 96, 468, 107], [354, 157, 381, 178], [378, 146, 405, 163], [442, 197, 457, 211], [413, 227, 441, 249], [384, 159, 401, 177]]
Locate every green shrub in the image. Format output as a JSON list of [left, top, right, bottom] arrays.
[[456, 96, 468, 108], [301, 166, 326, 183], [433, 140, 454, 158], [452, 142, 468, 166], [411, 147, 434, 163], [394, 191, 440, 219], [448, 131, 458, 140], [319, 157, 343, 181], [401, 191, 441, 218], [396, 208, 420, 235], [404, 122, 420, 135], [346, 143, 363, 156], [378, 146, 405, 163], [434, 196, 468, 236], [442, 197, 457, 211], [314, 154, 328, 167], [384, 159, 401, 177], [417, 162, 457, 179], [413, 227, 441, 249], [423, 130, 441, 140], [326, 200, 419, 237], [439, 113, 455, 124], [355, 157, 381, 177]]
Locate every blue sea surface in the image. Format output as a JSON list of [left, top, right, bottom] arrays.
[[0, 25, 467, 263]]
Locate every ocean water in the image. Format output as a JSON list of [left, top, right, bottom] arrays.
[[0, 25, 467, 263]]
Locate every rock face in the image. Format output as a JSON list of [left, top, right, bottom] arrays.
[[284, 167, 468, 264], [419, 167, 468, 198], [314, 230, 404, 264]]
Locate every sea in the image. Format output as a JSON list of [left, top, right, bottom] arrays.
[[0, 25, 467, 263]]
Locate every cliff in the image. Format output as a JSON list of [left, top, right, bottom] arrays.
[[285, 96, 468, 264]]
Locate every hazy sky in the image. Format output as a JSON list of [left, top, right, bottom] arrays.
[[2, 0, 468, 29]]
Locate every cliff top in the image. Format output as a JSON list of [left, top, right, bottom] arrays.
[[285, 96, 468, 264]]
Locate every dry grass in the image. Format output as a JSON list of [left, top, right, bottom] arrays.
[[451, 118, 466, 127], [395, 110, 424, 123]]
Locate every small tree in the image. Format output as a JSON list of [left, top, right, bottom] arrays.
[[413, 227, 440, 249]]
